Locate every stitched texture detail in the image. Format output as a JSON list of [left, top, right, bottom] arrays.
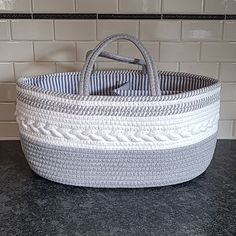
[[20, 133, 217, 188], [17, 90, 220, 117]]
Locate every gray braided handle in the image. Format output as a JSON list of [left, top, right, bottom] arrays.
[[79, 34, 161, 96], [86, 50, 146, 67], [86, 50, 147, 74]]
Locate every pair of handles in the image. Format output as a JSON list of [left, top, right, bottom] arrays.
[[79, 34, 161, 96]]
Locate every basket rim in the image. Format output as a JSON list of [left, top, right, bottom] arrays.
[[16, 69, 221, 102]]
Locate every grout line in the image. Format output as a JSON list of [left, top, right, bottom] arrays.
[[74, 0, 77, 12], [221, 20, 225, 40], [96, 13, 98, 40], [231, 121, 234, 138], [117, 39, 120, 55], [0, 102, 16, 104], [218, 81, 236, 84], [180, 20, 183, 41], [1, 13, 236, 20], [54, 61, 57, 72], [75, 41, 78, 62], [1, 59, 236, 63], [9, 20, 13, 41], [116, 41, 118, 55], [32, 40, 36, 62], [138, 20, 140, 40], [117, 0, 120, 12], [233, 121, 236, 137], [0, 137, 20, 141], [52, 20, 56, 41], [217, 62, 221, 81], [31, 0, 33, 12], [160, 0, 163, 13], [12, 62, 16, 82], [201, 0, 205, 13], [199, 42, 202, 62], [30, 0, 34, 13]]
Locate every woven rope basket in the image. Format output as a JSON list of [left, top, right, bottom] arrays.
[[16, 34, 221, 188]]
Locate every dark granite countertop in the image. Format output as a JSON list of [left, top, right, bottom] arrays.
[[0, 140, 236, 236]]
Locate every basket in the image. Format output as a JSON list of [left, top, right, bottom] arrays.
[[16, 34, 221, 188]]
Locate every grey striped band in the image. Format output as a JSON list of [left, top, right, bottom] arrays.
[[17, 90, 220, 117], [20, 133, 217, 188]]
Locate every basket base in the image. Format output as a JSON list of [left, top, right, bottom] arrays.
[[20, 134, 217, 188]]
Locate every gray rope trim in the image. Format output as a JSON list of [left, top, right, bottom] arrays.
[[17, 70, 220, 103], [17, 91, 220, 117]]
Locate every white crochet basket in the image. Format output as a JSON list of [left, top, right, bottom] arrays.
[[16, 34, 221, 188]]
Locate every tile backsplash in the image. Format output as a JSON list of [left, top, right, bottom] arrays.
[[0, 0, 235, 14], [0, 0, 236, 139]]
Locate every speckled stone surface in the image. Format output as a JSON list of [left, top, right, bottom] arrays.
[[0, 140, 235, 236]]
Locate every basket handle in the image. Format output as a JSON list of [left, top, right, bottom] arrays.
[[86, 50, 146, 67], [86, 50, 147, 74], [79, 33, 161, 96]]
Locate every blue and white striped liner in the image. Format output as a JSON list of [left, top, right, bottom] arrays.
[[26, 70, 216, 97]]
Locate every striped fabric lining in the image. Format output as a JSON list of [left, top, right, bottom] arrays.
[[25, 71, 215, 96]]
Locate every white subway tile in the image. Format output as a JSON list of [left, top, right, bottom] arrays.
[[77, 41, 117, 62], [76, 0, 118, 13], [0, 63, 14, 82], [201, 43, 236, 62], [218, 120, 233, 139], [157, 63, 179, 72], [0, 103, 15, 121], [0, 122, 19, 139], [15, 63, 56, 78], [220, 83, 236, 101], [12, 20, 53, 40], [97, 62, 138, 70], [33, 0, 75, 12], [0, 84, 16, 102], [160, 42, 200, 62], [0, 0, 31, 12], [140, 21, 181, 41], [223, 22, 236, 41], [119, 0, 161, 13], [34, 42, 76, 62], [220, 102, 236, 119], [0, 20, 10, 40], [56, 63, 84, 73], [180, 63, 218, 78], [182, 21, 222, 41], [97, 20, 139, 40], [55, 20, 96, 41], [0, 42, 33, 61], [219, 63, 236, 82], [205, 0, 236, 14], [118, 42, 159, 62], [162, 0, 202, 13]]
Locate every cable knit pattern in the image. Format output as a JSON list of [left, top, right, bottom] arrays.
[[17, 114, 218, 143]]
